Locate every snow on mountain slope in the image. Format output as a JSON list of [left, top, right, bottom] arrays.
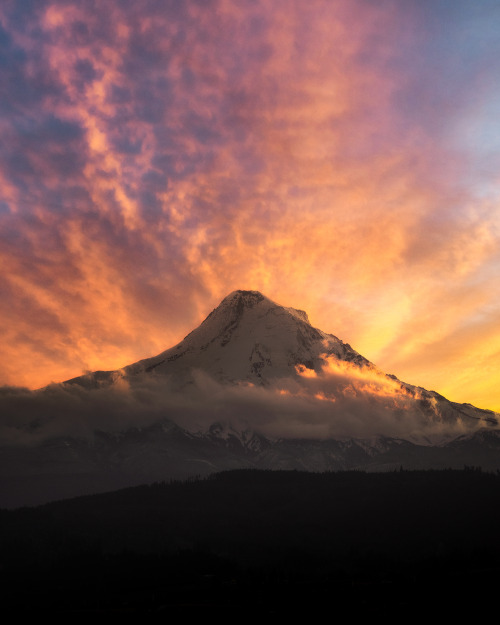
[[64, 290, 498, 439], [66, 290, 371, 388], [125, 290, 371, 384]]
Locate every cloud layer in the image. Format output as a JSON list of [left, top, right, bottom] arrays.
[[0, 1, 499, 411], [0, 354, 481, 448]]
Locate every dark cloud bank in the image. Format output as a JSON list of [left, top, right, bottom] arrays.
[[0, 365, 483, 448]]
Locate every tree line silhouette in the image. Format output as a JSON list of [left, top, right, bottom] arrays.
[[1, 468, 500, 615]]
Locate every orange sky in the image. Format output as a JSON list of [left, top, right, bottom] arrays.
[[0, 0, 499, 411]]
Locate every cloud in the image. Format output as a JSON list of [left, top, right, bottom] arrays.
[[0, 0, 498, 415], [0, 351, 485, 449]]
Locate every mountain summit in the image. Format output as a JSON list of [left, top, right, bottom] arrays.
[[126, 289, 371, 384], [69, 290, 369, 388]]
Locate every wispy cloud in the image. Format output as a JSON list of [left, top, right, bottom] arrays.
[[0, 1, 499, 411]]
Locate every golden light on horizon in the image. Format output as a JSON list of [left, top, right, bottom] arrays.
[[0, 1, 499, 412]]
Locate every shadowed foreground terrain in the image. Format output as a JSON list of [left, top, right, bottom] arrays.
[[2, 469, 500, 616]]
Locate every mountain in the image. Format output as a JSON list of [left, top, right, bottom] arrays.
[[1, 289, 499, 508], [65, 289, 497, 432], [66, 290, 370, 388]]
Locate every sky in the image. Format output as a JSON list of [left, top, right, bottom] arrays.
[[1, 0, 499, 412]]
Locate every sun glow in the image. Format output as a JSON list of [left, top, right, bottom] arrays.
[[0, 1, 499, 412]]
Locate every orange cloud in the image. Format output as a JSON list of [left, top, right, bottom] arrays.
[[0, 1, 499, 415], [295, 355, 423, 407]]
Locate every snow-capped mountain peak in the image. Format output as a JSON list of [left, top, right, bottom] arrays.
[[68, 290, 366, 388], [63, 290, 497, 437]]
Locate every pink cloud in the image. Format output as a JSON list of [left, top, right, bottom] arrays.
[[0, 1, 498, 412]]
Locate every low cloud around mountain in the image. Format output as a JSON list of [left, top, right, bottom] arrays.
[[0, 360, 476, 447]]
